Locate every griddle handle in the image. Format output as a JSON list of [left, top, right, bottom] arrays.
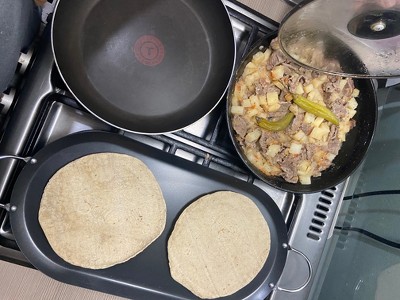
[[276, 243, 313, 293], [0, 155, 37, 164]]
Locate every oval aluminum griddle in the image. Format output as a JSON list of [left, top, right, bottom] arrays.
[[10, 131, 287, 299]]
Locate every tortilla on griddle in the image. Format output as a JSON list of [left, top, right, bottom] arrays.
[[167, 191, 270, 299], [38, 152, 166, 269]]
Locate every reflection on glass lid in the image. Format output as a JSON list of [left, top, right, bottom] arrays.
[[278, 0, 400, 78]]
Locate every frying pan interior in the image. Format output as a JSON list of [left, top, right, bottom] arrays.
[[227, 33, 377, 193], [52, 0, 235, 134]]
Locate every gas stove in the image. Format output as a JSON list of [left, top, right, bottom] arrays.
[[0, 1, 347, 299]]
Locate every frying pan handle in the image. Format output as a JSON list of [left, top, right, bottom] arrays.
[[274, 243, 313, 293], [0, 155, 37, 212], [0, 203, 13, 212], [0, 155, 37, 164]]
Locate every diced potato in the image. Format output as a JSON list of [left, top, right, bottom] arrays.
[[284, 93, 293, 101], [289, 104, 299, 115], [347, 108, 357, 119], [319, 123, 331, 142], [319, 122, 330, 132], [252, 51, 265, 64], [246, 150, 265, 171], [268, 103, 281, 112], [246, 108, 259, 118], [311, 75, 327, 88], [230, 105, 245, 115], [261, 104, 269, 112], [266, 91, 279, 105], [304, 112, 316, 124], [339, 79, 347, 91], [311, 78, 323, 89], [277, 132, 291, 143], [231, 94, 239, 106], [304, 83, 314, 94], [327, 153, 336, 162], [319, 75, 328, 82], [352, 88, 360, 97], [235, 82, 249, 100], [249, 95, 260, 108], [262, 161, 274, 173], [245, 129, 262, 143], [253, 49, 271, 65], [293, 83, 304, 95], [289, 142, 303, 154], [243, 62, 257, 76], [271, 65, 285, 80], [308, 89, 324, 102], [347, 97, 358, 110], [312, 117, 325, 128], [272, 80, 285, 90], [310, 126, 329, 140], [293, 130, 306, 142], [299, 175, 312, 185], [266, 144, 281, 157], [258, 95, 267, 105], [338, 121, 351, 141], [242, 98, 251, 107], [330, 92, 339, 102], [262, 161, 281, 175], [263, 48, 272, 61], [245, 72, 260, 88], [298, 160, 312, 175]]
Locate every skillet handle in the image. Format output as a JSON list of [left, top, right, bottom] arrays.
[[0, 155, 37, 164], [274, 243, 313, 293]]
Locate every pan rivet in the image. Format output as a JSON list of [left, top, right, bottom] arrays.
[[10, 205, 17, 212], [282, 243, 288, 249], [269, 283, 275, 288], [30, 158, 37, 164]]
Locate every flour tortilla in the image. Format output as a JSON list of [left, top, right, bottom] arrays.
[[168, 191, 271, 299], [38, 152, 166, 269]]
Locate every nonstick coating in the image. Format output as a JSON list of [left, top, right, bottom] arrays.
[[10, 131, 288, 300], [227, 32, 377, 193], [51, 0, 235, 134]]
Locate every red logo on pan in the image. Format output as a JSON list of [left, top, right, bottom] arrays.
[[133, 35, 165, 66]]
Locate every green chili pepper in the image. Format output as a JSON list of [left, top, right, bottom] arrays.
[[256, 112, 295, 131], [293, 95, 339, 126]]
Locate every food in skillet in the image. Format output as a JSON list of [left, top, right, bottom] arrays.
[[167, 191, 270, 299], [230, 38, 359, 184], [39, 153, 167, 269]]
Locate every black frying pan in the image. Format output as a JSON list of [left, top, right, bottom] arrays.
[[227, 32, 377, 194], [1, 131, 310, 299], [51, 0, 236, 134]]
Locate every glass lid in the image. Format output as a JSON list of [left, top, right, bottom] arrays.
[[278, 0, 400, 78]]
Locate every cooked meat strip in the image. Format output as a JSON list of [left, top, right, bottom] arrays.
[[287, 112, 305, 134], [259, 130, 280, 152], [232, 115, 248, 139], [278, 154, 300, 183], [267, 102, 291, 120], [330, 103, 348, 119], [266, 50, 287, 70]]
